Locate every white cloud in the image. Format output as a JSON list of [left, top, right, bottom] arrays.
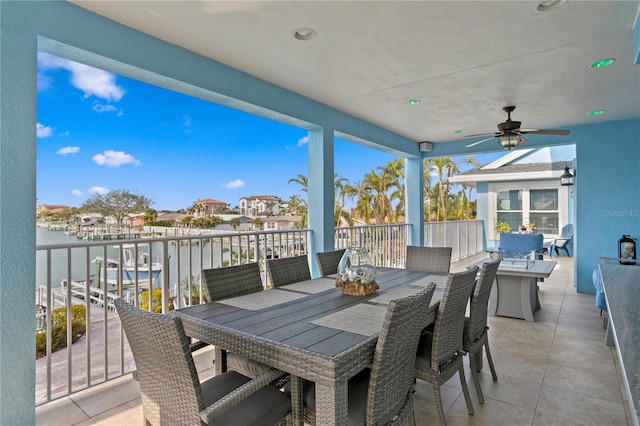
[[58, 130, 70, 137], [297, 136, 309, 147], [222, 179, 245, 189], [92, 150, 141, 167], [37, 52, 126, 102], [89, 186, 110, 195], [92, 102, 117, 113], [71, 189, 83, 197], [37, 123, 54, 138], [57, 146, 80, 155]]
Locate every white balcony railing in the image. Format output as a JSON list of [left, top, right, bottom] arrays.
[[35, 228, 310, 405], [34, 221, 483, 405]]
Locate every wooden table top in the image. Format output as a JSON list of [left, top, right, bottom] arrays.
[[175, 267, 446, 385]]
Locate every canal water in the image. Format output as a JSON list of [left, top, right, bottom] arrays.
[[36, 227, 224, 290]]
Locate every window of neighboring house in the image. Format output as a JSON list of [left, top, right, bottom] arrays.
[[489, 181, 568, 240], [267, 222, 276, 229]]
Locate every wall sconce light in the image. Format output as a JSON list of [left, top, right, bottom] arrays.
[[560, 164, 574, 186]]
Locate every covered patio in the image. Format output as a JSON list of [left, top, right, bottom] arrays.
[[1, 1, 639, 423], [35, 255, 634, 425]]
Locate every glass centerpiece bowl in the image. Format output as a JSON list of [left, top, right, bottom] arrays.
[[336, 247, 379, 296]]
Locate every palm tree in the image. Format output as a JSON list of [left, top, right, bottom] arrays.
[[456, 155, 480, 219], [363, 170, 394, 224], [286, 195, 305, 216], [425, 157, 459, 221], [343, 179, 373, 224], [229, 217, 241, 230], [252, 217, 264, 230], [287, 174, 308, 193]]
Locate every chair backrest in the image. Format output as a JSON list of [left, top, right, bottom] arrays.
[[266, 255, 311, 287], [202, 262, 263, 301], [114, 298, 203, 425], [315, 249, 346, 276], [555, 224, 574, 248], [431, 266, 479, 370], [405, 246, 452, 274], [466, 258, 501, 343], [367, 283, 437, 424], [499, 233, 543, 253]]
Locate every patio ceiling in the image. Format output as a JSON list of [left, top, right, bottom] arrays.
[[72, 1, 639, 145]]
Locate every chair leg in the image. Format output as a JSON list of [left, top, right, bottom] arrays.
[[432, 383, 448, 426], [214, 347, 226, 375], [290, 376, 304, 426], [458, 366, 475, 415], [484, 342, 498, 382], [468, 352, 484, 404]]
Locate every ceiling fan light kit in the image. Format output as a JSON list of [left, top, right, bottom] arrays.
[[464, 105, 570, 150], [498, 134, 527, 149]]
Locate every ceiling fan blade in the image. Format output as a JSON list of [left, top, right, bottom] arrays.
[[466, 136, 495, 147], [516, 129, 570, 136], [463, 132, 498, 138]]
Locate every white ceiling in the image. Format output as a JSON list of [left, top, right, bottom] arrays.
[[73, 1, 640, 144]]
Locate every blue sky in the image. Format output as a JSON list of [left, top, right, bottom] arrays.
[[37, 52, 499, 211]]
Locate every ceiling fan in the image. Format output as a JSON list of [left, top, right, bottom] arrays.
[[465, 106, 570, 149]]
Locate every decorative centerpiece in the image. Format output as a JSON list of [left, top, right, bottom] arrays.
[[335, 247, 379, 296]]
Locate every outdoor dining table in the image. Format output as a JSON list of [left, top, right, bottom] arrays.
[[174, 267, 448, 426]]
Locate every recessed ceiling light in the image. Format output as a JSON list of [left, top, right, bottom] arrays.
[[536, 0, 567, 12], [406, 99, 421, 106], [588, 110, 605, 116], [454, 130, 464, 134], [589, 58, 615, 69], [293, 28, 316, 41]]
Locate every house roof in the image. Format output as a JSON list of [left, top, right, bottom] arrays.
[[195, 198, 227, 204], [449, 161, 574, 187], [241, 195, 281, 201]]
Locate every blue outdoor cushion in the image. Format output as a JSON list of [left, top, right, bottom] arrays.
[[499, 233, 544, 254], [592, 268, 608, 312]]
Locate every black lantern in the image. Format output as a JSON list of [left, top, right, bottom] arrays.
[[618, 235, 637, 265], [560, 165, 574, 186]]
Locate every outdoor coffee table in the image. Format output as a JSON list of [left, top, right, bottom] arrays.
[[475, 258, 557, 322], [175, 267, 447, 426]]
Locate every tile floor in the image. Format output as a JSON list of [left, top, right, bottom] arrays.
[[35, 255, 633, 425]]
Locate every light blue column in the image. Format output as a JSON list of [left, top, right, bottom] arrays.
[[307, 127, 334, 277], [404, 157, 424, 246], [0, 3, 37, 422]]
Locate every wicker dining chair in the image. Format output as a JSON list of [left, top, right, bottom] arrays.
[[405, 246, 452, 274], [266, 255, 311, 287], [201, 263, 273, 379], [291, 283, 437, 425], [414, 266, 479, 425], [464, 257, 501, 404], [315, 249, 346, 276], [114, 298, 292, 426]]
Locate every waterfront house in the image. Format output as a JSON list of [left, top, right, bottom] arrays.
[[192, 198, 228, 216], [1, 2, 639, 423], [450, 145, 576, 248], [240, 195, 283, 217]]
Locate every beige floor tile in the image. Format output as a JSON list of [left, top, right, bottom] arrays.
[[69, 376, 140, 418], [533, 410, 587, 426], [36, 397, 89, 426], [537, 385, 629, 425], [542, 363, 624, 404], [74, 398, 142, 426], [446, 394, 537, 426]]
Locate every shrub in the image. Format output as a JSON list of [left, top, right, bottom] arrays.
[[35, 305, 87, 359], [496, 221, 512, 234], [139, 288, 163, 313]]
